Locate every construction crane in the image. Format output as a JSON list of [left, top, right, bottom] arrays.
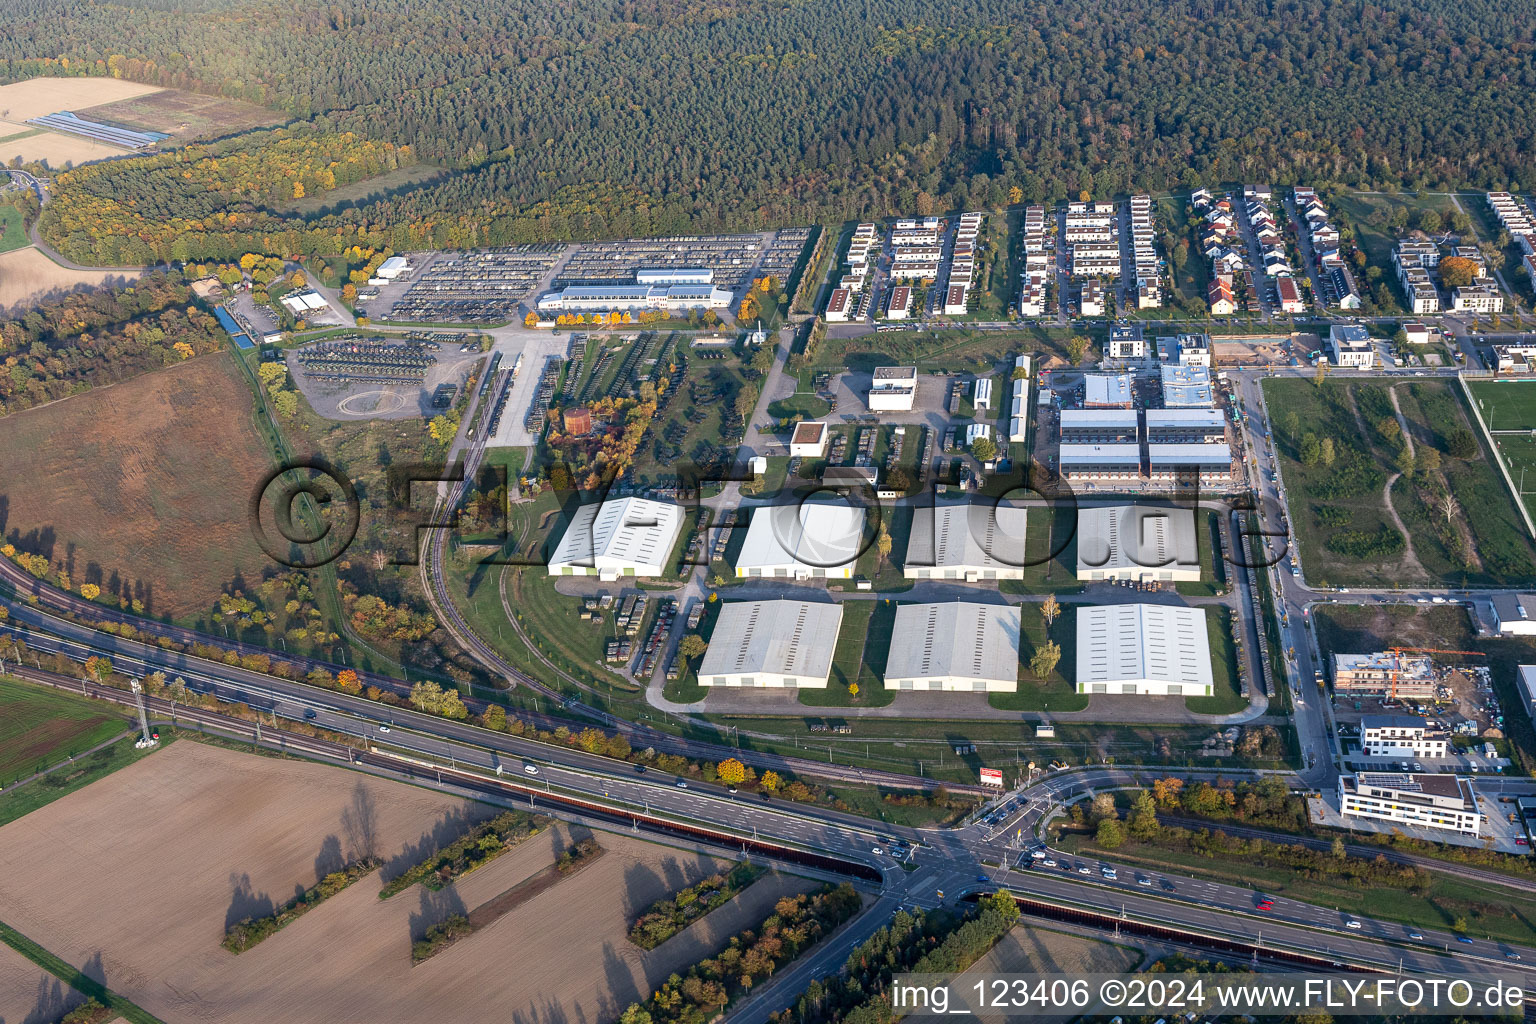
[[1386, 647, 1484, 702], [129, 678, 158, 749]]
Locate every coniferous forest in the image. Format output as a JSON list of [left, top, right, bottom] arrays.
[[4, 0, 1535, 260]]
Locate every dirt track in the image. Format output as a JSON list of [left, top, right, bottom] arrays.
[[0, 740, 810, 1024]]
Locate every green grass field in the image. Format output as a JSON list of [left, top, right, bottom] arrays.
[[1489, 434, 1536, 518], [0, 204, 27, 254], [1467, 379, 1536, 432], [1263, 377, 1536, 586], [0, 734, 168, 829], [0, 678, 131, 783]]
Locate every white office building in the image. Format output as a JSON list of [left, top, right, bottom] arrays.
[[697, 599, 842, 689], [1075, 505, 1200, 583], [869, 366, 918, 412], [884, 602, 1021, 693], [547, 497, 684, 579], [1337, 773, 1481, 837], [735, 501, 865, 579], [1076, 603, 1213, 696], [1359, 715, 1449, 759], [1492, 594, 1536, 636], [904, 503, 1028, 581]]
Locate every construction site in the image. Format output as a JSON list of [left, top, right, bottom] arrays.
[[1330, 646, 1506, 767]]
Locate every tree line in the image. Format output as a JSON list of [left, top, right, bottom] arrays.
[[8, 0, 1536, 260]]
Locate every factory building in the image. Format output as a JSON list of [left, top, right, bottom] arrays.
[[1059, 409, 1139, 444], [1076, 603, 1213, 696], [883, 602, 1022, 693], [1058, 444, 1142, 486], [735, 501, 866, 579], [1075, 504, 1200, 583], [789, 421, 830, 458], [903, 502, 1028, 581], [1083, 373, 1134, 408], [547, 497, 684, 580], [1145, 408, 1226, 444], [696, 599, 842, 689], [1493, 594, 1536, 636]]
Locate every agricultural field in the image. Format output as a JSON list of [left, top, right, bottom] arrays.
[[0, 678, 129, 784], [0, 739, 812, 1024], [959, 923, 1143, 1024], [0, 351, 276, 620], [0, 940, 88, 1024], [0, 125, 128, 167], [78, 88, 281, 143], [0, 246, 142, 310], [1263, 377, 1536, 587], [0, 78, 165, 123]]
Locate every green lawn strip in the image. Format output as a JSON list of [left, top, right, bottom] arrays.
[[1184, 609, 1247, 715], [802, 599, 895, 707], [0, 734, 167, 828], [1173, 510, 1225, 597], [1001, 505, 1082, 595], [223, 857, 381, 952], [0, 676, 136, 782], [1057, 833, 1536, 946], [629, 861, 766, 949], [380, 809, 551, 898], [989, 603, 1084, 712], [0, 919, 165, 1024]]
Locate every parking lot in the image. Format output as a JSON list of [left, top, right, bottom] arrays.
[[363, 246, 568, 323], [553, 230, 782, 293], [285, 338, 487, 421]]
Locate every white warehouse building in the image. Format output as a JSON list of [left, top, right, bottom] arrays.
[[697, 599, 842, 689], [735, 501, 866, 579], [1076, 603, 1213, 696], [884, 602, 1021, 693], [536, 283, 733, 313], [904, 502, 1028, 581], [547, 497, 684, 579], [1075, 504, 1201, 583]]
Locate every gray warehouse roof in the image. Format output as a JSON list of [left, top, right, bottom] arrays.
[[885, 602, 1021, 687], [697, 600, 842, 681]]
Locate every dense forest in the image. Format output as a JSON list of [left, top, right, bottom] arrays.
[[8, 0, 1536, 259], [0, 272, 226, 413]]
